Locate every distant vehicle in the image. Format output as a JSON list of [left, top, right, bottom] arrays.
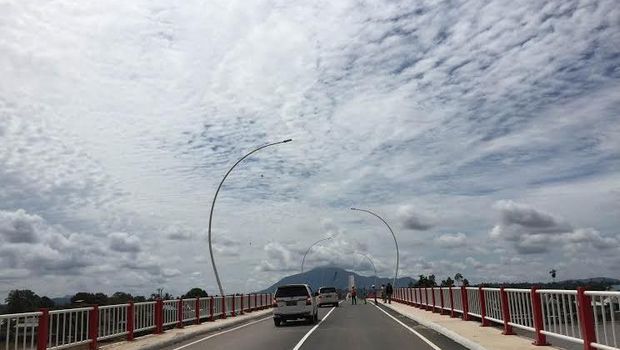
[[317, 286, 339, 307], [272, 284, 318, 327]]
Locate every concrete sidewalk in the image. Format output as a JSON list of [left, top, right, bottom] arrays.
[[100, 309, 273, 350], [379, 301, 560, 350]]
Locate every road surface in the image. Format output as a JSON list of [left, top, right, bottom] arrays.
[[160, 301, 468, 350]]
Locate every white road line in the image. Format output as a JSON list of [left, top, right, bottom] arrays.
[[292, 306, 337, 350], [372, 303, 443, 350], [170, 316, 272, 350]]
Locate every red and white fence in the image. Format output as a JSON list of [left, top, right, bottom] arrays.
[[0, 294, 273, 350], [393, 286, 620, 350]]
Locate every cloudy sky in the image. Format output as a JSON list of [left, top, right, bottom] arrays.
[[1, 0, 619, 299]]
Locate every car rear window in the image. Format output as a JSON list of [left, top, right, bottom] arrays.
[[319, 287, 336, 293], [275, 286, 309, 297]]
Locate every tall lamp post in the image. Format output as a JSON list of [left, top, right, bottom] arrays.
[[301, 236, 334, 273], [356, 252, 378, 288], [208, 139, 292, 296], [350, 208, 400, 288]]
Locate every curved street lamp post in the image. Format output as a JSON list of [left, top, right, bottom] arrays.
[[356, 252, 378, 288], [301, 236, 334, 273], [208, 139, 292, 296], [350, 208, 400, 288]]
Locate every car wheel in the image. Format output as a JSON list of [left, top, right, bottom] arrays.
[[274, 319, 281, 327], [335, 302, 339, 307]]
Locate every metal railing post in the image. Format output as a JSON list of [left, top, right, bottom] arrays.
[[461, 287, 469, 321], [177, 299, 184, 328], [439, 287, 446, 315], [221, 296, 227, 319], [577, 288, 596, 350], [479, 287, 490, 326], [531, 287, 550, 346], [231, 295, 236, 317], [37, 309, 49, 350], [240, 294, 245, 314], [195, 297, 201, 324], [254, 294, 258, 311], [500, 288, 514, 335], [209, 296, 215, 321], [449, 288, 456, 318], [155, 298, 163, 334], [127, 301, 135, 340], [89, 305, 99, 350], [431, 287, 437, 313]]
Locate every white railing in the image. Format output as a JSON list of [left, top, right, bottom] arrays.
[[538, 290, 582, 344], [212, 297, 223, 318], [394, 287, 620, 350], [134, 302, 156, 332], [440, 288, 451, 312], [98, 305, 128, 341], [466, 287, 482, 318], [0, 312, 41, 350], [506, 288, 535, 331], [451, 287, 464, 314], [587, 291, 620, 350], [432, 288, 441, 309], [483, 288, 503, 324], [1, 293, 274, 350], [48, 308, 91, 350], [181, 299, 195, 323], [198, 298, 210, 319], [162, 300, 178, 326]]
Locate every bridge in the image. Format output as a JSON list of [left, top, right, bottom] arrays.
[[1, 287, 618, 350]]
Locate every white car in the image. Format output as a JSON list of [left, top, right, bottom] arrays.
[[272, 284, 318, 326], [317, 286, 339, 307]]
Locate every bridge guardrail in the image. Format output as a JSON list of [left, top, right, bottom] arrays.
[[0, 293, 273, 350], [393, 286, 620, 350]]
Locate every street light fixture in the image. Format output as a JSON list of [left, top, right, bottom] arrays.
[[350, 207, 400, 288], [208, 139, 293, 296], [301, 236, 335, 273]]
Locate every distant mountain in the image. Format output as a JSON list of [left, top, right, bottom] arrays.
[[260, 266, 416, 293]]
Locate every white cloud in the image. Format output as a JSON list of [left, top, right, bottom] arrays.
[[398, 205, 434, 231], [108, 232, 141, 253], [0, 0, 619, 297], [490, 200, 620, 255], [435, 232, 467, 248]]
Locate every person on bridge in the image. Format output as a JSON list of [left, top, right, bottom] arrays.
[[380, 284, 386, 303], [351, 286, 357, 305], [385, 282, 393, 304]]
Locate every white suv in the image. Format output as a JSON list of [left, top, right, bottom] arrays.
[[317, 286, 339, 307], [273, 284, 318, 326]]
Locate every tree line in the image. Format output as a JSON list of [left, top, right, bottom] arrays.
[[2, 288, 210, 314], [408, 273, 470, 288]]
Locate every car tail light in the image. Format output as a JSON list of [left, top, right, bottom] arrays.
[[306, 297, 312, 305]]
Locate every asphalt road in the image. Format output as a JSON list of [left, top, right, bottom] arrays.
[[160, 301, 469, 350]]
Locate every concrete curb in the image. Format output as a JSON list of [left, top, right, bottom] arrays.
[[379, 302, 487, 350], [101, 310, 272, 350]]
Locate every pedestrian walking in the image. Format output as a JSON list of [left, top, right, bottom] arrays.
[[380, 284, 386, 303], [351, 286, 357, 305], [386, 282, 394, 304], [371, 284, 377, 304]]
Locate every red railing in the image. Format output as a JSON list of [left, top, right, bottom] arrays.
[[0, 293, 273, 350], [392, 287, 620, 350]]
